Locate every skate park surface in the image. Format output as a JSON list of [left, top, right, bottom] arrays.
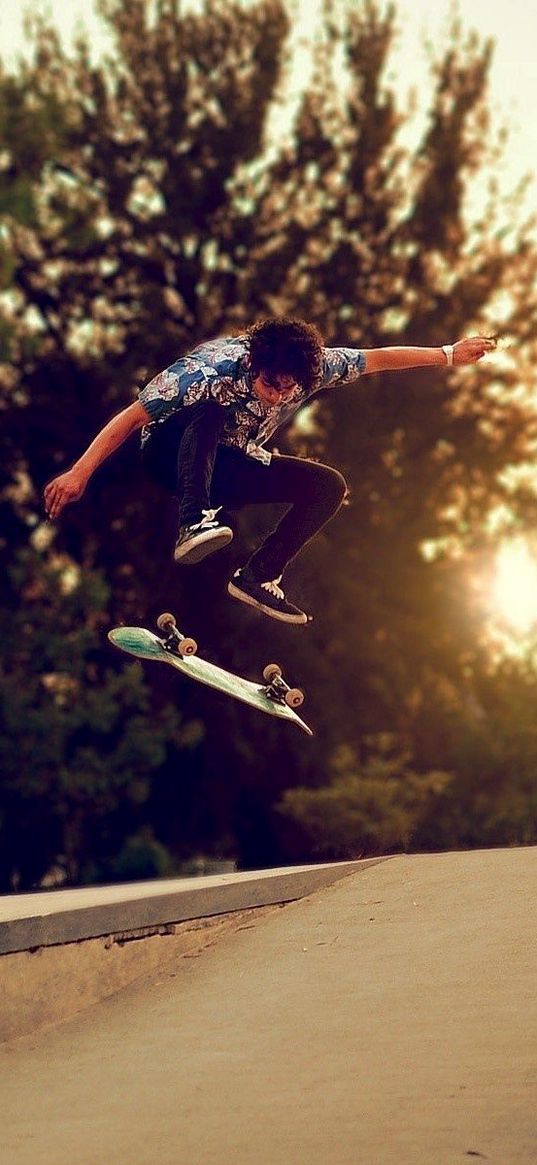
[[1, 846, 536, 1165]]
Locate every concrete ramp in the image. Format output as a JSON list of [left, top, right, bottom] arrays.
[[0, 859, 385, 1041], [1, 847, 536, 1164]]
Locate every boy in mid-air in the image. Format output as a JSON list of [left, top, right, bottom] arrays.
[[44, 317, 495, 624]]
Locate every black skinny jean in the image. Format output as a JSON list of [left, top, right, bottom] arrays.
[[141, 401, 347, 580]]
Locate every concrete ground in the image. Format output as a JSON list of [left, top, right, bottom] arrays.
[[1, 847, 536, 1165]]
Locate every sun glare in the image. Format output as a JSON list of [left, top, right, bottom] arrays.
[[491, 539, 537, 635]]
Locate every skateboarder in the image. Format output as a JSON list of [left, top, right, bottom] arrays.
[[44, 317, 495, 624]]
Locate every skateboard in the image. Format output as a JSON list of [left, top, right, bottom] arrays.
[[108, 613, 313, 736]]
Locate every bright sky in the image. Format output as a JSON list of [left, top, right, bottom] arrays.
[[1, 0, 536, 209], [393, 0, 537, 206]]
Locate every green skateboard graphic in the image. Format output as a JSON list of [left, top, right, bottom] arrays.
[[108, 613, 313, 736]]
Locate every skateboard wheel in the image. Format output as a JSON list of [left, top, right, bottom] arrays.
[[179, 637, 197, 656], [263, 663, 282, 683], [157, 612, 176, 632], [285, 688, 304, 708]]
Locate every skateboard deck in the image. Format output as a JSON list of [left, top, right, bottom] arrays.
[[108, 616, 313, 736]]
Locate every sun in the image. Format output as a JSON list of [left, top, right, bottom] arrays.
[[491, 538, 537, 635]]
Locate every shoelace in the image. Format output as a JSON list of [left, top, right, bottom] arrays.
[[193, 507, 222, 531], [261, 577, 284, 601]]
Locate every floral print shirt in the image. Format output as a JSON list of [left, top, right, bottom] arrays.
[[138, 334, 366, 465]]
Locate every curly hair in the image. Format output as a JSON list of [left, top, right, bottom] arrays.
[[246, 317, 324, 394]]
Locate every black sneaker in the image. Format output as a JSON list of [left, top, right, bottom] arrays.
[[227, 569, 308, 624], [174, 508, 233, 564]]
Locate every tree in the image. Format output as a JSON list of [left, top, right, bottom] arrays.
[[277, 736, 452, 859], [0, 544, 188, 889]]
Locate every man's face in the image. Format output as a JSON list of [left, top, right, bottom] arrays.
[[252, 371, 297, 406]]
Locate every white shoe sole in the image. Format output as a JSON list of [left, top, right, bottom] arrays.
[[174, 527, 233, 565], [227, 580, 308, 624]]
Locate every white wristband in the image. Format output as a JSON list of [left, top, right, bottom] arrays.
[[442, 344, 454, 366]]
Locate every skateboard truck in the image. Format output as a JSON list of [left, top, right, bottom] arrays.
[[262, 663, 305, 709], [156, 616, 305, 709], [156, 612, 198, 658]]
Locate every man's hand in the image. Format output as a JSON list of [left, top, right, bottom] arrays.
[[452, 336, 497, 365], [44, 467, 88, 519], [43, 401, 150, 519]]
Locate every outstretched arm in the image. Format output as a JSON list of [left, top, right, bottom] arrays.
[[44, 400, 150, 519], [363, 336, 496, 374]]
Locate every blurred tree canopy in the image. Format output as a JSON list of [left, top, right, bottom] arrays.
[[2, 0, 537, 887]]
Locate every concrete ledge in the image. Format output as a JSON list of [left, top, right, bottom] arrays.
[[0, 859, 391, 1042], [0, 908, 277, 1043], [0, 859, 389, 956]]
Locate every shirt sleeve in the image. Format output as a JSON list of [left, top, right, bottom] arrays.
[[319, 347, 366, 389]]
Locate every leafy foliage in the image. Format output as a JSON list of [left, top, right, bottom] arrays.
[[277, 737, 452, 858], [0, 546, 184, 889]]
